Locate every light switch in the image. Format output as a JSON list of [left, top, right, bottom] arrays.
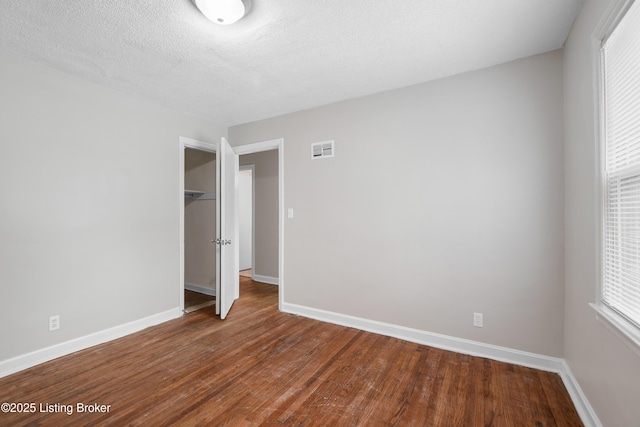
[[288, 208, 294, 219]]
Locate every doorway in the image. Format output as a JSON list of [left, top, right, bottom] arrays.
[[238, 165, 254, 278], [235, 138, 284, 311], [178, 137, 284, 316], [238, 151, 279, 286], [183, 147, 216, 312], [178, 137, 217, 314]]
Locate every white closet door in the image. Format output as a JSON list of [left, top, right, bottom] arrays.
[[215, 137, 239, 319]]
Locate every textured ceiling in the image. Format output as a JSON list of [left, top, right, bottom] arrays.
[[0, 0, 583, 127]]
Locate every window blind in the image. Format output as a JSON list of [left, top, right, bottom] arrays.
[[602, 0, 640, 327]]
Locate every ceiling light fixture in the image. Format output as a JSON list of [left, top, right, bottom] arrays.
[[194, 0, 250, 25]]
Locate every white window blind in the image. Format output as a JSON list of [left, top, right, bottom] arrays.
[[602, 0, 640, 328]]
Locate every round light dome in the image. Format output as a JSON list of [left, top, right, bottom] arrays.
[[194, 0, 247, 25]]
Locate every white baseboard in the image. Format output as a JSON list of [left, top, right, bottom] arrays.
[[0, 307, 181, 379], [281, 302, 599, 427], [185, 282, 216, 296], [559, 361, 602, 427], [282, 302, 564, 371], [252, 274, 279, 285]]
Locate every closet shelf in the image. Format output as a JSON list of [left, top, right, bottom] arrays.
[[184, 190, 216, 200]]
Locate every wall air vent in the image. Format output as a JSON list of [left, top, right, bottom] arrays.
[[311, 140, 334, 159]]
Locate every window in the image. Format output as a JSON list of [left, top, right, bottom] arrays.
[[600, 0, 640, 341]]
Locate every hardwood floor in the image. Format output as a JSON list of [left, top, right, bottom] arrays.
[[0, 277, 582, 426], [184, 289, 215, 313]]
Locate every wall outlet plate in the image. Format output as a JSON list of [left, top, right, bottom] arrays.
[[49, 315, 60, 331], [473, 312, 483, 328]]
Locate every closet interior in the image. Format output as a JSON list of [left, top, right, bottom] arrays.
[[184, 148, 216, 312]]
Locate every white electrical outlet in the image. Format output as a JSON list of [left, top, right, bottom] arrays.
[[49, 315, 60, 331], [473, 312, 483, 328]]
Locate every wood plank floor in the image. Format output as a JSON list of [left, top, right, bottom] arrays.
[[0, 277, 583, 426], [185, 289, 215, 308], [184, 289, 215, 313]]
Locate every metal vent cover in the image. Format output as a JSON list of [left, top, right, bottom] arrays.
[[311, 140, 334, 159]]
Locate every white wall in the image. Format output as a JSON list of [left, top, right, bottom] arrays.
[[230, 50, 565, 357], [238, 168, 253, 271], [563, 0, 640, 425], [0, 52, 222, 362]]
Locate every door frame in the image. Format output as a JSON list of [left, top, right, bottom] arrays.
[[178, 136, 217, 314], [234, 138, 284, 311]]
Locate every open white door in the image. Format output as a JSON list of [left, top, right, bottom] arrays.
[[215, 137, 239, 319]]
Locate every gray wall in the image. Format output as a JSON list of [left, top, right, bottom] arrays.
[[0, 52, 221, 361], [230, 50, 565, 357], [563, 0, 640, 425], [239, 151, 279, 280]]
